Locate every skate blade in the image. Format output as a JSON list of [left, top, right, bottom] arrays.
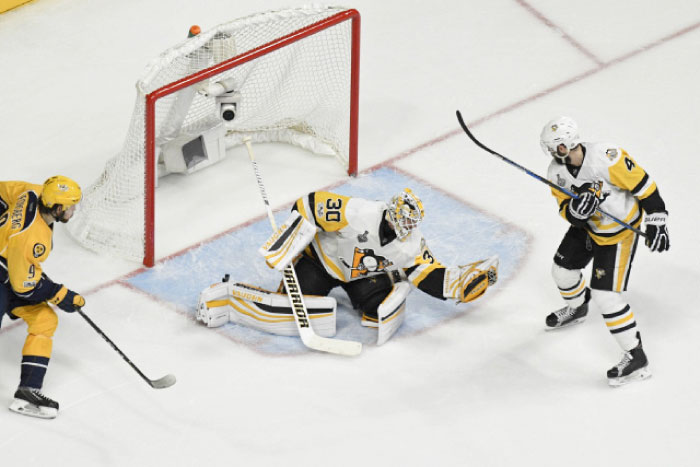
[[9, 399, 58, 419], [544, 317, 586, 331], [608, 367, 652, 387]]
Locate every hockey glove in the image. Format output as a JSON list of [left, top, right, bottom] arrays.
[[49, 286, 86, 312], [568, 190, 600, 221], [644, 211, 670, 252]]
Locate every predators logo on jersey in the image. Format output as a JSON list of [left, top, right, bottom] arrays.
[[33, 243, 46, 258]]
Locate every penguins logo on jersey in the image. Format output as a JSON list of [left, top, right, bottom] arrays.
[[357, 231, 369, 243], [344, 247, 393, 278], [595, 268, 606, 280]]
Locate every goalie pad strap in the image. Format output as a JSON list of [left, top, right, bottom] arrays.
[[259, 211, 317, 271]]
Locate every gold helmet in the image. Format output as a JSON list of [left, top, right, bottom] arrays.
[[388, 188, 424, 241], [41, 176, 82, 208]]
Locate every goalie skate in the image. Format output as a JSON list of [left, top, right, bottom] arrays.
[[9, 387, 59, 419]]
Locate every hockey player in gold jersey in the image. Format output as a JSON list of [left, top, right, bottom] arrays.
[[0, 176, 85, 418], [540, 117, 669, 386]]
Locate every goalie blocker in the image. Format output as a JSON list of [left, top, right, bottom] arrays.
[[258, 211, 317, 271], [197, 280, 337, 337]]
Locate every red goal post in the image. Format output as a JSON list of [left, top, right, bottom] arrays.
[[68, 6, 361, 267]]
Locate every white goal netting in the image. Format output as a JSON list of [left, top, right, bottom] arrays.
[[68, 5, 358, 264]]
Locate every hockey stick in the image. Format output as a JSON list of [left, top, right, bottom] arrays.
[[77, 309, 176, 389], [242, 139, 362, 356], [455, 110, 648, 239]]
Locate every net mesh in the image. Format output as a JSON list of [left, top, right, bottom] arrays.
[[68, 5, 356, 263]]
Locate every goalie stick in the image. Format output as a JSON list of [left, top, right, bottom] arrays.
[[242, 138, 362, 356], [77, 310, 176, 389], [455, 110, 648, 239]]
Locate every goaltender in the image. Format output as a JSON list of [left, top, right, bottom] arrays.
[[198, 189, 499, 344]]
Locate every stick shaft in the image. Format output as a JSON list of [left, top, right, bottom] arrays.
[[242, 139, 361, 356], [455, 111, 648, 238], [77, 310, 173, 388]]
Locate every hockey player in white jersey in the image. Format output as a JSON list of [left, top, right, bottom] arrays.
[[198, 188, 498, 345], [540, 116, 669, 386]]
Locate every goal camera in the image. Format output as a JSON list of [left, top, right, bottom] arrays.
[[217, 91, 241, 124], [196, 78, 241, 126]]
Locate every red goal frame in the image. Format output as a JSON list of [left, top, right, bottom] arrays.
[[142, 9, 360, 267]]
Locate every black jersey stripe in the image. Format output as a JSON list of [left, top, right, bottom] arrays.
[[631, 173, 649, 196]]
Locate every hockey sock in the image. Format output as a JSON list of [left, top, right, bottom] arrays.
[[552, 264, 588, 308], [603, 305, 639, 351], [19, 355, 50, 389]]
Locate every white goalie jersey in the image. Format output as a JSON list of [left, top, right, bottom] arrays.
[[547, 142, 661, 245], [293, 191, 440, 288]]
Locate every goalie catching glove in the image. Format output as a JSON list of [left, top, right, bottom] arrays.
[[443, 255, 499, 303], [258, 211, 317, 271]]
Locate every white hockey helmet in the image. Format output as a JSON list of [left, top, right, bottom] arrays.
[[540, 116, 581, 161], [387, 188, 424, 241]]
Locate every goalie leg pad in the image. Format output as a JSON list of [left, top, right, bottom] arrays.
[[259, 211, 317, 271], [376, 281, 410, 345], [228, 283, 337, 337], [197, 282, 233, 328], [198, 281, 337, 337], [443, 255, 499, 303]]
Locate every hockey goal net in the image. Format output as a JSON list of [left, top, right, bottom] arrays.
[[68, 6, 360, 267]]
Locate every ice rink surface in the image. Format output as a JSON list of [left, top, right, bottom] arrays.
[[1, 1, 699, 465]]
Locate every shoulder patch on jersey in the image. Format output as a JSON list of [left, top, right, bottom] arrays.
[[606, 148, 618, 160], [33, 243, 46, 258], [556, 174, 567, 187]]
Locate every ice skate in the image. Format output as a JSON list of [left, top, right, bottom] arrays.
[[607, 334, 651, 387], [545, 301, 588, 330], [9, 387, 59, 419]]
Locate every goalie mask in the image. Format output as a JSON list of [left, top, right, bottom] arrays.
[[387, 188, 424, 241], [540, 116, 580, 161]]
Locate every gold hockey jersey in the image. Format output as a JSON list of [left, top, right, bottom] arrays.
[[547, 143, 659, 245], [0, 181, 57, 301], [294, 191, 446, 298]]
